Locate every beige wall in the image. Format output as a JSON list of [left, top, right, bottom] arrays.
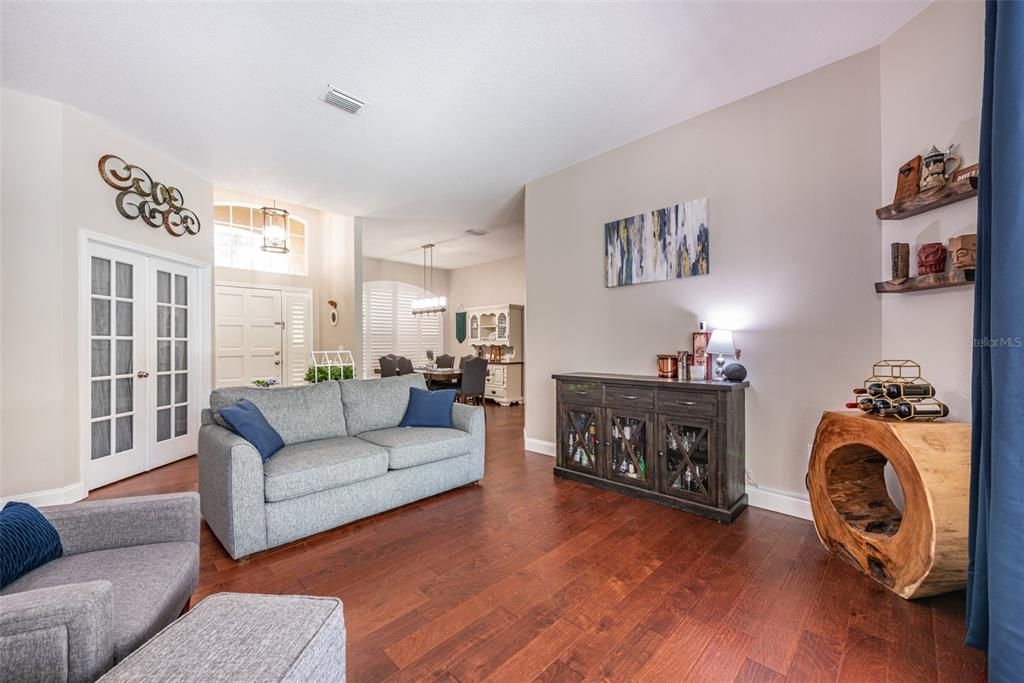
[[213, 188, 359, 358], [879, 0, 983, 420], [1, 89, 67, 499], [445, 255, 525, 358], [1, 88, 215, 500], [321, 213, 361, 355], [524, 50, 884, 496], [362, 257, 451, 297]]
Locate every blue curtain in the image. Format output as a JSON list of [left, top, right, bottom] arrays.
[[967, 1, 1024, 678]]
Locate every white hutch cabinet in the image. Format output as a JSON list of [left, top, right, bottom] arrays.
[[466, 304, 523, 406]]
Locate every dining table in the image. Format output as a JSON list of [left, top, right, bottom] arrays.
[[416, 366, 462, 388]]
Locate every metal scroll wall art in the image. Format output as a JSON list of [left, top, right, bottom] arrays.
[[97, 154, 201, 237]]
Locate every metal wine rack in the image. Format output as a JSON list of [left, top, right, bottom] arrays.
[[851, 360, 949, 421]]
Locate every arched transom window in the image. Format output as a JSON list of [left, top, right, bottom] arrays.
[[214, 203, 307, 276]]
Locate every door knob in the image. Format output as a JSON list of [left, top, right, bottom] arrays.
[[274, 360, 281, 366], [137, 370, 150, 378]]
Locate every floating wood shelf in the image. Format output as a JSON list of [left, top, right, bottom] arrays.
[[876, 181, 977, 221], [875, 269, 974, 294]]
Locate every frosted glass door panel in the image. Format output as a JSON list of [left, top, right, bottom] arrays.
[[87, 246, 147, 490]]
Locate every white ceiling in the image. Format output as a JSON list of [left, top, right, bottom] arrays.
[[361, 218, 524, 270], [2, 1, 928, 268]]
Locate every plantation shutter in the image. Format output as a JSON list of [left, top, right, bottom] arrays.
[[362, 281, 443, 378], [283, 291, 313, 385]]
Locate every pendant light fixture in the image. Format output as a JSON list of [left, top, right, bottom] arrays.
[[411, 243, 447, 315], [258, 201, 290, 254]]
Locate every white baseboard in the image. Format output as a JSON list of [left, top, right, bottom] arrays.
[[747, 485, 813, 520], [1, 481, 87, 507], [524, 432, 555, 457]]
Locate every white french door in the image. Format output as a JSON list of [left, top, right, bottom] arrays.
[[148, 260, 200, 469], [87, 245, 148, 488], [85, 241, 204, 490], [214, 284, 313, 389]]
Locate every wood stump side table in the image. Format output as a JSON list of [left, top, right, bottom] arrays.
[[807, 410, 971, 599]]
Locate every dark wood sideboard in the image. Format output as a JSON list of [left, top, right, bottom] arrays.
[[552, 372, 749, 522]]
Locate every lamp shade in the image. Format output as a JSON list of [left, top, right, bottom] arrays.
[[706, 329, 735, 356]]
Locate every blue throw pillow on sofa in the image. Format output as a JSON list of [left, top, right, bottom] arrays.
[[0, 501, 63, 589], [400, 388, 456, 428], [218, 399, 285, 462]]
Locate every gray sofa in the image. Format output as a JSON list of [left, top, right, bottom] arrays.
[[199, 373, 485, 559], [0, 493, 200, 682]]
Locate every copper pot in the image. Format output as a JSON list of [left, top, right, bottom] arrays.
[[657, 354, 678, 378]]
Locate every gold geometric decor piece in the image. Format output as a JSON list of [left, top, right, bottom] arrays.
[[98, 154, 201, 237]]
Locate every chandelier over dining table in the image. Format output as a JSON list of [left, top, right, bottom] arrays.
[[412, 243, 447, 315]]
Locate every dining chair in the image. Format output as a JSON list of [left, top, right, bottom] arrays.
[[379, 356, 398, 377], [396, 356, 415, 376], [436, 354, 455, 369], [459, 354, 475, 369], [458, 357, 488, 409]]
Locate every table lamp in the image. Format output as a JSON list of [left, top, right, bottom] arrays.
[[706, 330, 735, 382]]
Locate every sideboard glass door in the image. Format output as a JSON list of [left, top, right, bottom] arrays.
[[606, 411, 653, 489], [658, 416, 715, 505], [561, 405, 601, 475]]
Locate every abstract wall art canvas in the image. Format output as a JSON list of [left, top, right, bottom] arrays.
[[604, 197, 709, 288]]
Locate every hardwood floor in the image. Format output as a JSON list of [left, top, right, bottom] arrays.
[[90, 404, 986, 682]]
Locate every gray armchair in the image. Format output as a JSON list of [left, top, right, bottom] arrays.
[[0, 493, 200, 682]]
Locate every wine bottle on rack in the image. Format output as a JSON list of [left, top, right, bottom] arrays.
[[852, 387, 868, 395], [865, 382, 886, 397], [846, 396, 875, 411], [873, 397, 898, 417], [895, 401, 949, 420], [884, 382, 935, 399]]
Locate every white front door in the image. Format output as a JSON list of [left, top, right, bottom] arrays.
[[86, 243, 203, 489], [214, 285, 314, 388]]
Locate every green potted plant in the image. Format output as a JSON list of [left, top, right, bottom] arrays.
[[304, 365, 354, 383]]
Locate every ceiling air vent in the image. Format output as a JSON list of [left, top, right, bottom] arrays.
[[322, 86, 365, 115]]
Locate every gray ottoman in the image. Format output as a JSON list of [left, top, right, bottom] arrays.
[[100, 593, 345, 682]]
